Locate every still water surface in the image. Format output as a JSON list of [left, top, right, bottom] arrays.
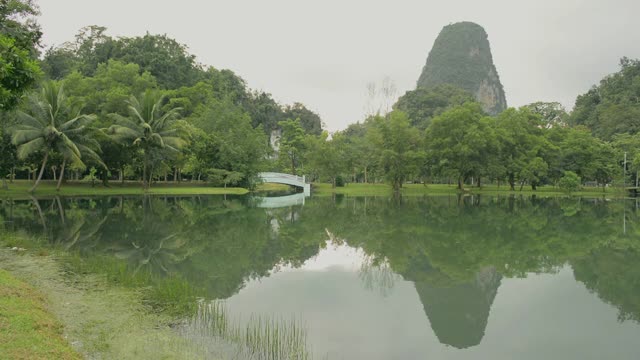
[[1, 194, 640, 359]]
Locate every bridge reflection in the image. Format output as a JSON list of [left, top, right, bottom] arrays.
[[254, 193, 307, 208]]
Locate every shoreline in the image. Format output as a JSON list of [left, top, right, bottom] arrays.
[[310, 183, 625, 198], [1, 180, 625, 199], [0, 246, 219, 359]]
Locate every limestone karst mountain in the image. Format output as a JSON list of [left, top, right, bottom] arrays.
[[417, 21, 507, 115]]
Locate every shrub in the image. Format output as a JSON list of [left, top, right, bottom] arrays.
[[559, 171, 581, 193]]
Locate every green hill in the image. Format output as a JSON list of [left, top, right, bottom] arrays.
[[417, 22, 507, 115]]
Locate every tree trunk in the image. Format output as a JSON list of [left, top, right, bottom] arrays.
[[477, 177, 481, 188], [364, 166, 368, 184], [102, 170, 109, 187], [457, 177, 463, 190], [55, 196, 65, 224], [10, 166, 15, 183], [332, 176, 336, 188], [30, 196, 46, 231], [393, 181, 401, 193], [30, 152, 50, 192], [509, 174, 515, 191], [52, 166, 57, 181], [56, 160, 66, 191], [519, 180, 525, 191], [149, 164, 154, 189], [143, 154, 148, 190], [174, 168, 178, 183]]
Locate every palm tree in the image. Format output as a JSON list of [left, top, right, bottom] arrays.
[[106, 91, 184, 190], [11, 81, 100, 192]]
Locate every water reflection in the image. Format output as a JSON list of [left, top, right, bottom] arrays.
[[2, 194, 640, 357]]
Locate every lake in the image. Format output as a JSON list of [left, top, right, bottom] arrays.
[[1, 194, 639, 359]]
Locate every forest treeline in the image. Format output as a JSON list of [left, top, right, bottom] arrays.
[[2, 0, 640, 192]]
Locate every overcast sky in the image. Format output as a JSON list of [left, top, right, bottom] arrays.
[[38, 0, 640, 131]]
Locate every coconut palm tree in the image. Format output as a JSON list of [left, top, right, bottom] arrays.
[[11, 81, 100, 192], [106, 91, 184, 190]]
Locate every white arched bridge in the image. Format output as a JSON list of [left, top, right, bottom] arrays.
[[258, 172, 311, 196]]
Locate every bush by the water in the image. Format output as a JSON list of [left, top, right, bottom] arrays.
[[559, 171, 581, 193]]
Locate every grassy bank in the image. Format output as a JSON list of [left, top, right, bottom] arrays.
[[312, 183, 624, 197], [0, 269, 81, 360], [0, 180, 248, 199], [0, 245, 220, 359], [0, 231, 313, 359]]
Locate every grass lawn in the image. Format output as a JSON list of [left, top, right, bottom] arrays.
[[0, 269, 81, 360], [312, 182, 623, 197], [0, 180, 248, 199]]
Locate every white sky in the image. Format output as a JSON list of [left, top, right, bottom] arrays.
[[37, 0, 640, 131]]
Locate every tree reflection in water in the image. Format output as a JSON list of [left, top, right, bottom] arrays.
[[2, 194, 640, 349]]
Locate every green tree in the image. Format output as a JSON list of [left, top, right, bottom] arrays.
[[306, 132, 346, 188], [495, 108, 550, 190], [0, 0, 42, 110], [522, 102, 568, 128], [187, 100, 269, 187], [106, 90, 184, 190], [283, 103, 323, 135], [559, 171, 581, 193], [519, 157, 548, 191], [10, 81, 99, 192], [393, 84, 474, 129], [559, 126, 616, 188], [426, 103, 497, 190], [369, 111, 423, 192], [277, 118, 309, 175], [0, 127, 16, 189], [570, 57, 640, 140], [612, 133, 640, 187], [63, 60, 158, 116]]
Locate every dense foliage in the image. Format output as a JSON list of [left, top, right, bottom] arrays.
[[1, 24, 323, 191], [0, 0, 42, 110], [292, 57, 640, 191], [570, 57, 640, 140], [1, 4, 639, 195]]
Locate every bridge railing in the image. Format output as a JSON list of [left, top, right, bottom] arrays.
[[258, 172, 307, 184]]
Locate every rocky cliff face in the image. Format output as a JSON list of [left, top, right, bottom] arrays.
[[417, 22, 507, 115]]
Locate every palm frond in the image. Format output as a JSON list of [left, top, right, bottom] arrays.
[[11, 129, 43, 146], [109, 125, 141, 139], [60, 133, 82, 159], [15, 111, 45, 128], [16, 138, 46, 159], [77, 144, 107, 169], [150, 133, 165, 147], [59, 114, 96, 131], [57, 141, 83, 167], [162, 136, 185, 149]]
